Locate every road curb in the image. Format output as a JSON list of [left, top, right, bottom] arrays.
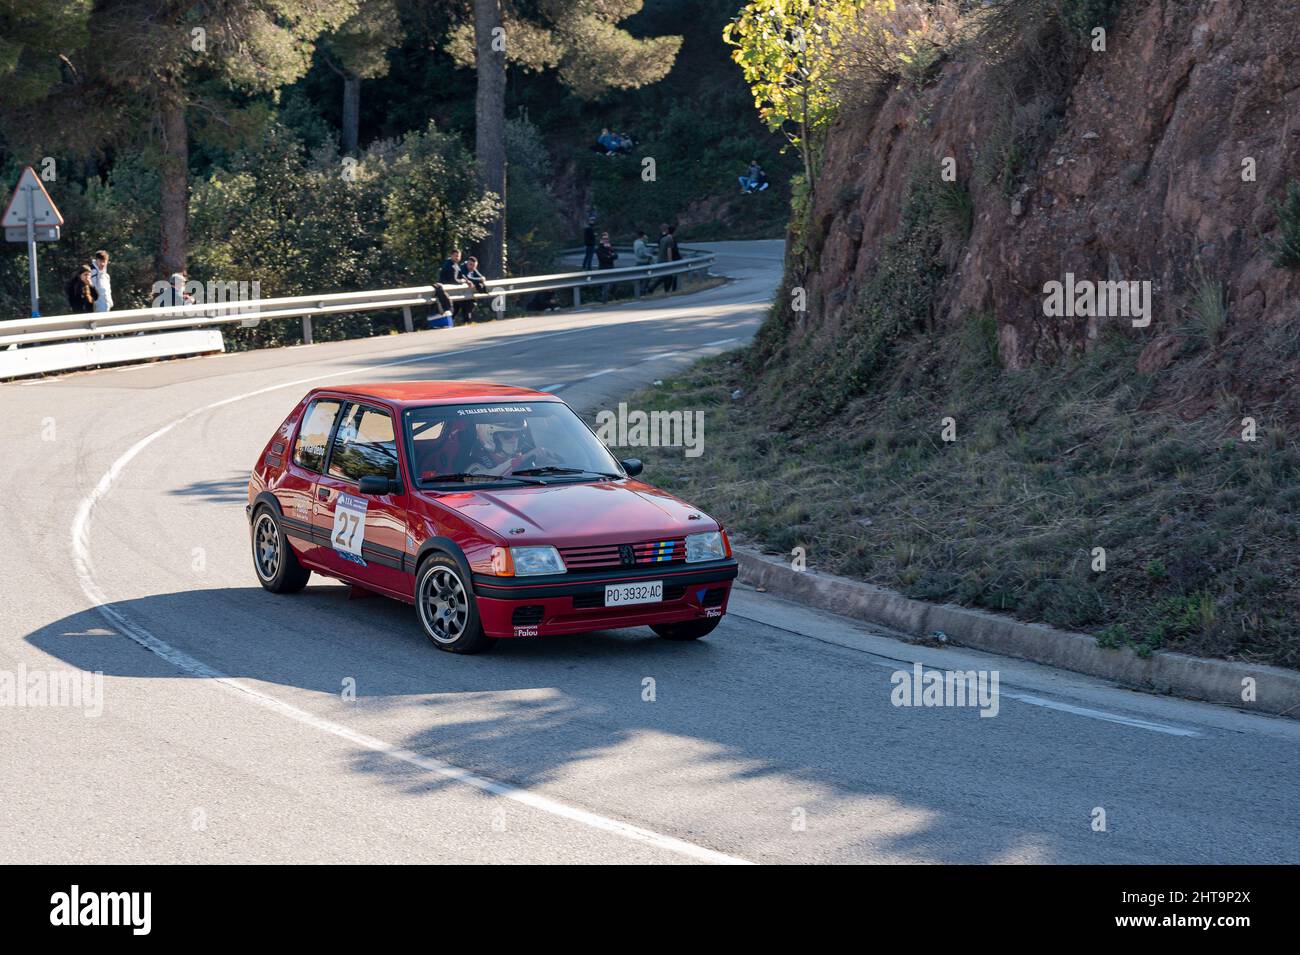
[[734, 547, 1300, 719]]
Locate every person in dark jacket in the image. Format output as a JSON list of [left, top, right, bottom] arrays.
[[595, 232, 619, 302], [647, 224, 676, 294], [439, 248, 464, 285], [455, 255, 489, 323], [66, 265, 98, 313], [581, 216, 597, 271]]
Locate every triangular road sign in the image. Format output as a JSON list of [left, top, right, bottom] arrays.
[[2, 166, 64, 228]]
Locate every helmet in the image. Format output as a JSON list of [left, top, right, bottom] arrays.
[[478, 416, 527, 451]]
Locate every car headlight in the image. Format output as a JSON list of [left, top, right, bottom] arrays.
[[685, 531, 726, 563], [510, 545, 566, 576]]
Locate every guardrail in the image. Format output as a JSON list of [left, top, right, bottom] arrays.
[[0, 252, 716, 379]]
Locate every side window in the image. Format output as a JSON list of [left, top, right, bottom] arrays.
[[327, 404, 398, 483], [293, 399, 341, 473]]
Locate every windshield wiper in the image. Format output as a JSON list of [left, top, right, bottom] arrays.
[[510, 466, 621, 480], [422, 472, 545, 486]]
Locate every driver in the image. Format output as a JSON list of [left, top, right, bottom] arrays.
[[465, 415, 559, 476]]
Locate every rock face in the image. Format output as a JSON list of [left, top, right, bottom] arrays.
[[801, 0, 1299, 412]]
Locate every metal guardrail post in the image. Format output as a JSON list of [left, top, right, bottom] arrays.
[[302, 315, 313, 345], [573, 287, 581, 308], [402, 306, 414, 333]]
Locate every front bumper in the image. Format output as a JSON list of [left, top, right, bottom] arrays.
[[471, 558, 737, 638]]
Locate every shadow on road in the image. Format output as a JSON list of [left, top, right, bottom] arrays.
[[24, 584, 1295, 864]]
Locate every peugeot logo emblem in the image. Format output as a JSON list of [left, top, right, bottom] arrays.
[[619, 544, 636, 567]]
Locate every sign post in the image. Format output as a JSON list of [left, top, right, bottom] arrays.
[[3, 166, 64, 317]]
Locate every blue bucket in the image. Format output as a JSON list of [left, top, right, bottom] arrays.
[[427, 313, 454, 329]]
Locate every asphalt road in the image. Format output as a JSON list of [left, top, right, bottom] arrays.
[[3, 238, 1298, 864]]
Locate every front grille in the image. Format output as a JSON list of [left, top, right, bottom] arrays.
[[511, 605, 544, 626], [572, 582, 687, 610], [559, 538, 686, 570]]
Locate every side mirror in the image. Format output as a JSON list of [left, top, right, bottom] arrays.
[[358, 475, 397, 496], [620, 458, 643, 477]]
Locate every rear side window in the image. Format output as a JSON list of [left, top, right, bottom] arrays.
[[328, 404, 398, 483], [294, 399, 341, 473]]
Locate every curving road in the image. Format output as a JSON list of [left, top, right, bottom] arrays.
[[3, 239, 1298, 864]]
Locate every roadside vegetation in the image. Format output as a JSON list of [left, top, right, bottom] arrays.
[[0, 0, 792, 323], [624, 322, 1299, 668], [621, 0, 1299, 670]]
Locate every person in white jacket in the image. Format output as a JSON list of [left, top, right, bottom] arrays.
[[90, 250, 113, 312]]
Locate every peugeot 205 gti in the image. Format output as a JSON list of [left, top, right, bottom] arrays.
[[247, 382, 737, 653]]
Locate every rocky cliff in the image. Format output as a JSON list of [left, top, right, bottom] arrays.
[[799, 0, 1299, 418]]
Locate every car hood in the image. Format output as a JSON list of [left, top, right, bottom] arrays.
[[422, 479, 718, 546]]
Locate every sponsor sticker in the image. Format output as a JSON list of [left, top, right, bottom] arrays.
[[513, 625, 539, 638], [456, 405, 533, 416], [705, 607, 722, 618]]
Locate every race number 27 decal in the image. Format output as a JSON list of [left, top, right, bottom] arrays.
[[332, 492, 369, 560]]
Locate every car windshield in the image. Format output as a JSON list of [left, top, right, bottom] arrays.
[[405, 400, 623, 486]]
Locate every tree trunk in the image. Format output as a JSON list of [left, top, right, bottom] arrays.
[[158, 90, 189, 276], [342, 73, 361, 156], [474, 0, 507, 277]]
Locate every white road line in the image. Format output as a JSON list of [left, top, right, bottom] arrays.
[[728, 606, 1204, 738], [69, 328, 752, 866], [1002, 693, 1202, 737], [551, 338, 742, 390]]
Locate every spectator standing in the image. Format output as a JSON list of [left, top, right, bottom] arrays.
[[581, 215, 597, 271], [90, 250, 113, 312], [648, 224, 673, 294], [633, 229, 653, 296], [66, 265, 98, 313], [663, 225, 681, 293], [595, 232, 619, 302]]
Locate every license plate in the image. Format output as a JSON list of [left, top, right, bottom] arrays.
[[605, 580, 663, 606]]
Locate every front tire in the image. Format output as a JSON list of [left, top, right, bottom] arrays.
[[651, 617, 721, 641], [252, 507, 311, 593], [416, 554, 494, 654]]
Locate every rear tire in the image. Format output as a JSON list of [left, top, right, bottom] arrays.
[[252, 507, 311, 594], [651, 617, 721, 641], [416, 553, 495, 654]]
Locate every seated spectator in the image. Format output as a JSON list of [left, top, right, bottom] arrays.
[[739, 160, 769, 194], [154, 272, 195, 308], [455, 255, 489, 323], [439, 248, 464, 285]]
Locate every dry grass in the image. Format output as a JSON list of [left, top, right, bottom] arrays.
[[607, 331, 1300, 669]]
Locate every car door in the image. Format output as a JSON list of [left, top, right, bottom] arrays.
[[280, 396, 344, 568], [312, 401, 412, 597]]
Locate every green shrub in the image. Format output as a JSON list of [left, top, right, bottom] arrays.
[[1265, 180, 1300, 269]]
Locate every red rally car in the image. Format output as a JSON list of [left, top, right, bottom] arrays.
[[246, 381, 737, 653]]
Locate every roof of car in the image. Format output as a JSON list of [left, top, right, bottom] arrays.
[[313, 381, 559, 406]]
